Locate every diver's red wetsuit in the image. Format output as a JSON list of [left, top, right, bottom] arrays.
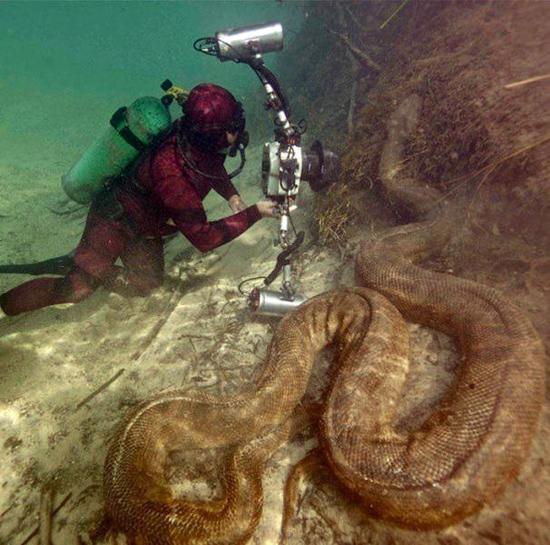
[[0, 127, 261, 316]]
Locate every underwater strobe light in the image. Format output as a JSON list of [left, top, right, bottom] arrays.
[[194, 22, 284, 62], [196, 22, 341, 317]]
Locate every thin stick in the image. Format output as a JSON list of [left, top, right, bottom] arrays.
[[46, 206, 86, 217], [0, 504, 14, 518], [504, 73, 550, 89], [76, 369, 125, 410], [178, 334, 213, 341], [39, 486, 54, 545], [130, 272, 187, 362], [180, 337, 199, 387], [343, 4, 370, 35], [19, 492, 72, 545], [466, 163, 498, 220], [380, 0, 410, 30], [337, 3, 360, 135], [328, 29, 381, 72]]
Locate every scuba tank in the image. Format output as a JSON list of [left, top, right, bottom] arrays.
[[62, 80, 188, 204], [62, 96, 172, 204], [0, 82, 188, 278]]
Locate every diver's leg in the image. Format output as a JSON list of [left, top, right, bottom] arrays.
[[0, 270, 100, 316], [105, 236, 165, 297], [0, 213, 130, 316]]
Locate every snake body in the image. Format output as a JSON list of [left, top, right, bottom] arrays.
[[99, 93, 545, 543], [98, 218, 545, 543], [343, 223, 545, 528]]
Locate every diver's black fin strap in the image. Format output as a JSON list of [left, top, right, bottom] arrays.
[[0, 253, 75, 276], [110, 107, 146, 152]]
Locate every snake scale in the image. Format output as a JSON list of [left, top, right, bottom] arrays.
[[96, 219, 545, 544]]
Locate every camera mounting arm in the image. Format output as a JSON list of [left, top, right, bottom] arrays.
[[245, 57, 304, 308], [195, 22, 340, 316], [246, 58, 297, 144]]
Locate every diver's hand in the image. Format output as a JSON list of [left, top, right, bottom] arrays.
[[229, 194, 247, 213], [256, 200, 279, 218]]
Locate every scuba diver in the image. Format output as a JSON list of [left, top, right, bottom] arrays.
[[0, 83, 278, 317]]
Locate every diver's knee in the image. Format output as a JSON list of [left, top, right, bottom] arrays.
[[61, 271, 99, 303], [63, 281, 97, 303], [70, 284, 96, 302]]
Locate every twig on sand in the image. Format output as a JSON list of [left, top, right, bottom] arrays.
[[342, 4, 369, 36], [131, 265, 186, 362], [178, 334, 212, 341], [76, 369, 125, 410], [39, 486, 54, 545], [0, 504, 15, 518], [19, 492, 72, 545], [465, 135, 550, 218], [180, 337, 199, 387], [504, 73, 550, 89]]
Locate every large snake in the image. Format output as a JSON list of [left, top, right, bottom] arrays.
[[95, 95, 545, 543], [95, 220, 545, 543]]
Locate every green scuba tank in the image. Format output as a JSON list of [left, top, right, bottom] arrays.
[[62, 96, 172, 204]]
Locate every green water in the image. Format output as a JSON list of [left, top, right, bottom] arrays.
[[0, 0, 304, 168]]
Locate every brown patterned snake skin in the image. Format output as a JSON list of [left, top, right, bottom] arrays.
[[97, 219, 545, 544], [98, 93, 545, 542]]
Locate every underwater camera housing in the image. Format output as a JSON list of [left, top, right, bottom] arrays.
[[261, 140, 340, 200], [196, 22, 341, 317]]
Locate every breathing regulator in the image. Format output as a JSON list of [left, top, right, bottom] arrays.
[[195, 22, 341, 317]]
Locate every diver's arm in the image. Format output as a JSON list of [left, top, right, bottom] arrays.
[[212, 177, 240, 201], [168, 191, 261, 253], [211, 165, 249, 212], [151, 148, 262, 252], [209, 158, 240, 201], [154, 172, 260, 252]]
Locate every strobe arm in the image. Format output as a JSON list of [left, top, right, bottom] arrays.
[[247, 59, 297, 143], [248, 60, 291, 117]]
